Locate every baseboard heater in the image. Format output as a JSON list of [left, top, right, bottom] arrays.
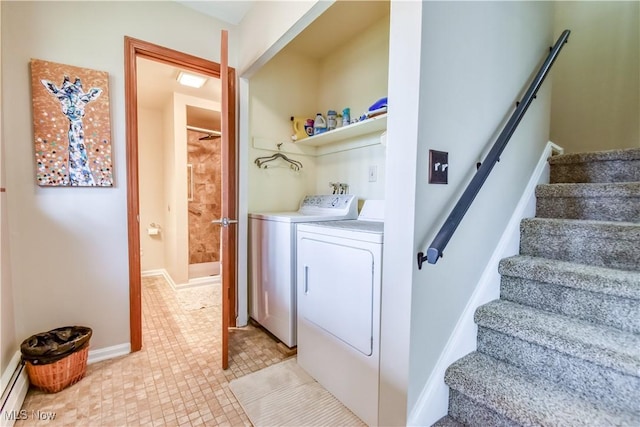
[[0, 357, 29, 427]]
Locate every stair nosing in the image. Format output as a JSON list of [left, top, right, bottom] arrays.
[[521, 217, 640, 238], [536, 181, 640, 197], [474, 300, 640, 377], [549, 148, 640, 165]]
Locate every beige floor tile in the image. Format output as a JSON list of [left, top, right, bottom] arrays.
[[17, 275, 290, 426]]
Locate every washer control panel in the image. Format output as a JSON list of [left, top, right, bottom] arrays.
[[299, 195, 356, 214]]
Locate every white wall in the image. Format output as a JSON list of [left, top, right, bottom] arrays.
[[248, 49, 319, 213], [551, 1, 639, 153], [248, 9, 390, 210], [238, 0, 329, 76], [138, 108, 166, 272], [162, 100, 179, 287], [314, 14, 389, 201], [314, 143, 386, 200], [379, 2, 422, 424], [237, 0, 331, 327], [380, 2, 554, 424], [1, 1, 237, 350], [317, 16, 389, 121]]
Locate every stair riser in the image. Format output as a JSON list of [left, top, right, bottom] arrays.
[[448, 390, 520, 427], [477, 327, 640, 414], [520, 225, 640, 271], [550, 159, 640, 184], [500, 276, 640, 333], [536, 197, 640, 222]]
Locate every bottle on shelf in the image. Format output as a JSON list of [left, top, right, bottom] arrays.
[[313, 113, 327, 135], [342, 108, 350, 126], [327, 110, 337, 131]]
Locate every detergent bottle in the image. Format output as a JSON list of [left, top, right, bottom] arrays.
[[291, 116, 308, 141], [313, 113, 327, 135]]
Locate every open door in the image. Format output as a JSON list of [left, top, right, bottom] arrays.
[[216, 29, 237, 370], [124, 37, 237, 362]]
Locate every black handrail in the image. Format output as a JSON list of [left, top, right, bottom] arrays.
[[417, 30, 570, 269]]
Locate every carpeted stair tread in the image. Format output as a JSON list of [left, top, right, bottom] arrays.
[[521, 217, 640, 239], [445, 352, 640, 427], [548, 148, 640, 184], [549, 148, 640, 165], [475, 300, 640, 377], [520, 218, 640, 270], [499, 255, 640, 300]]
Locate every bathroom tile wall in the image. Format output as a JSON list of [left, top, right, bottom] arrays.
[[187, 130, 222, 265]]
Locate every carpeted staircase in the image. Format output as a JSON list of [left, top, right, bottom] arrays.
[[435, 148, 640, 426]]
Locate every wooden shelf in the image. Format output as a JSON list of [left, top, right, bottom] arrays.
[[296, 113, 387, 147]]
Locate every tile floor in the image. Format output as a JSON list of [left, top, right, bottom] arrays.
[[17, 275, 289, 426]]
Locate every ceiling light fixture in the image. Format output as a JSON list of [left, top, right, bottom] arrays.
[[176, 71, 207, 88]]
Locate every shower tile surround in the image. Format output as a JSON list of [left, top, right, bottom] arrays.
[[17, 275, 288, 426], [188, 130, 222, 265]]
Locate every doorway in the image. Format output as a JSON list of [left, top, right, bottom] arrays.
[[124, 37, 237, 356]]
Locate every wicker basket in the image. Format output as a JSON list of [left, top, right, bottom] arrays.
[[25, 343, 89, 393]]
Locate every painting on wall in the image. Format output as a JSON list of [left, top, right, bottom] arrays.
[[30, 59, 113, 186]]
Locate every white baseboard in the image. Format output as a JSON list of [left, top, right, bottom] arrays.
[[142, 268, 178, 290], [87, 343, 131, 365], [407, 141, 561, 426], [142, 268, 220, 290], [0, 352, 28, 427], [0, 352, 21, 394], [185, 275, 221, 288]]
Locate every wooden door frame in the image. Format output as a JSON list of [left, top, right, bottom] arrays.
[[124, 36, 237, 352]]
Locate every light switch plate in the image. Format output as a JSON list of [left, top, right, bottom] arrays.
[[429, 150, 448, 184]]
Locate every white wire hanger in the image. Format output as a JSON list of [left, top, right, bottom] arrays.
[[254, 152, 303, 171]]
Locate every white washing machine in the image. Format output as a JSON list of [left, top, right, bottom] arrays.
[[248, 195, 357, 347], [296, 200, 384, 426]]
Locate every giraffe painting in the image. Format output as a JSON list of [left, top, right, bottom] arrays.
[[41, 76, 101, 186], [31, 59, 113, 187]]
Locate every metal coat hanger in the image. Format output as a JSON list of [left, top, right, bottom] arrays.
[[254, 152, 303, 171]]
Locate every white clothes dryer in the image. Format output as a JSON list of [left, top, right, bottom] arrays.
[[248, 195, 357, 347], [296, 200, 384, 426]]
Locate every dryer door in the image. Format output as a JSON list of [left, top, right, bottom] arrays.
[[298, 235, 374, 356]]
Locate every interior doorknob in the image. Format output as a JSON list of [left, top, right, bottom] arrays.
[[212, 217, 238, 227]]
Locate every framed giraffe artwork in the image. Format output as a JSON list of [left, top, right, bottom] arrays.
[[30, 59, 113, 186]]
